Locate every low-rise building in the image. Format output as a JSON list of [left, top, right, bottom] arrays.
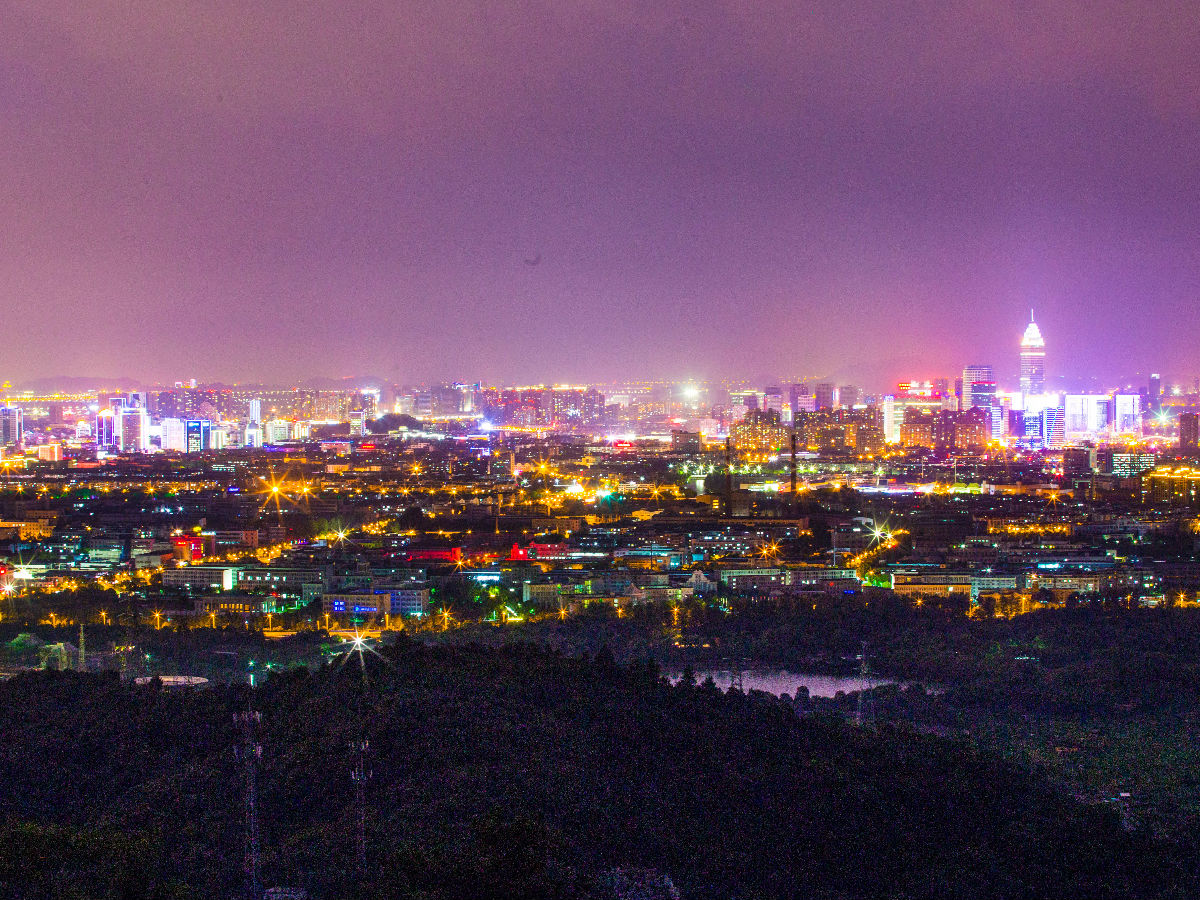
[[163, 565, 239, 592]]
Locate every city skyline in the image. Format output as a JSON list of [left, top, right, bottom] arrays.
[[3, 311, 1194, 397], [8, 9, 1200, 899], [5, 4, 1200, 384]]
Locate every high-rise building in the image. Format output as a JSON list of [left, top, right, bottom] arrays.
[[789, 384, 815, 415], [0, 407, 23, 446], [1041, 406, 1065, 448], [1180, 412, 1199, 451], [248, 399, 262, 423], [1148, 373, 1162, 412], [94, 409, 120, 449], [1111, 393, 1142, 437], [1064, 394, 1111, 440], [264, 419, 292, 444], [1106, 452, 1156, 477], [119, 407, 150, 453], [814, 383, 838, 411], [1022, 411, 1043, 444], [729, 408, 788, 453], [1019, 312, 1045, 395], [961, 365, 995, 411], [186, 420, 212, 453], [762, 387, 784, 420], [160, 418, 187, 452]]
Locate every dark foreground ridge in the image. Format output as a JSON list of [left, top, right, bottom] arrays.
[[0, 641, 1191, 899]]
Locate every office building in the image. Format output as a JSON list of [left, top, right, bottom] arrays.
[[119, 406, 150, 453], [264, 419, 292, 444], [1041, 406, 1065, 448], [1063, 395, 1111, 440], [1111, 394, 1142, 437], [961, 365, 995, 410], [1106, 452, 1156, 478], [94, 409, 120, 449], [160, 418, 186, 452], [0, 407, 23, 446], [1019, 312, 1045, 395], [186, 420, 212, 453]]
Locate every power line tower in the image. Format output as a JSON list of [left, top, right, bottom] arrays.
[[724, 656, 745, 693], [349, 740, 372, 872], [77, 623, 85, 672], [855, 642, 876, 728], [234, 711, 263, 900]]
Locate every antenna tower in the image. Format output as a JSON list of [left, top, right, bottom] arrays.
[[349, 740, 372, 871], [855, 642, 876, 728], [234, 711, 263, 900], [725, 656, 745, 693]]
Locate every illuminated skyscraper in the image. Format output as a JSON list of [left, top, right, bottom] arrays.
[[1019, 311, 1045, 395], [0, 407, 23, 446], [186, 420, 212, 452], [1111, 393, 1142, 437], [118, 406, 150, 453], [95, 409, 120, 449]]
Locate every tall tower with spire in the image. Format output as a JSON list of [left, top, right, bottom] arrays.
[[1020, 310, 1045, 396]]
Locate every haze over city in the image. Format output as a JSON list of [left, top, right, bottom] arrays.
[[11, 6, 1200, 900], [5, 2, 1200, 385]]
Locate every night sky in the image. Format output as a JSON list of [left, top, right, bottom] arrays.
[[4, 2, 1199, 387]]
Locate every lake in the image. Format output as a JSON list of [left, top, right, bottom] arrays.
[[671, 669, 898, 698]]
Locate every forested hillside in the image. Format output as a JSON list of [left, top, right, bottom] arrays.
[[0, 641, 1191, 899]]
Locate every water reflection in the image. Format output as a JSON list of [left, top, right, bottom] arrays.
[[671, 670, 897, 698]]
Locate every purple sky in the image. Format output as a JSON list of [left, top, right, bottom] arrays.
[[4, 2, 1199, 388]]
